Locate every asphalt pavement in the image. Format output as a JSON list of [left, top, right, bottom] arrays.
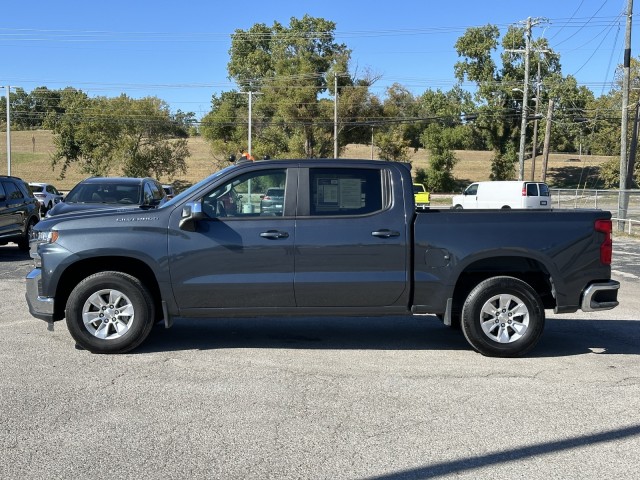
[[1, 236, 639, 480]]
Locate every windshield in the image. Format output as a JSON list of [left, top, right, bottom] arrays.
[[30, 185, 45, 193]]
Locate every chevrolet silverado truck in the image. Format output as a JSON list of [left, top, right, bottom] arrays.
[[25, 159, 620, 357]]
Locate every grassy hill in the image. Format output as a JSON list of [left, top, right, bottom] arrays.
[[0, 130, 613, 193]]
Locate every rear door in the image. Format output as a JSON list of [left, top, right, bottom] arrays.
[[524, 182, 551, 209], [294, 164, 410, 308]]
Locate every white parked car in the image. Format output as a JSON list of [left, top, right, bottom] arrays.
[[29, 182, 64, 214], [452, 181, 551, 210]]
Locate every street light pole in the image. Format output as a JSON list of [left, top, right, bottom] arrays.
[[5, 85, 11, 176], [334, 73, 338, 158], [517, 17, 532, 181], [248, 91, 253, 156]]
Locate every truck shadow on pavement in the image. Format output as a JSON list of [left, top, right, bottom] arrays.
[[138, 316, 640, 357], [141, 316, 470, 353]]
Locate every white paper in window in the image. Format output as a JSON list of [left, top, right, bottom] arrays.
[[339, 179, 362, 208]]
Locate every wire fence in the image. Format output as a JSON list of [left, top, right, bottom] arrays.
[[550, 189, 640, 234]]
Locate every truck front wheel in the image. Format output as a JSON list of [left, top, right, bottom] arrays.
[[461, 276, 545, 357], [66, 272, 155, 353]]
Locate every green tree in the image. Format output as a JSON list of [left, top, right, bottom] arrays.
[[0, 86, 64, 130], [454, 24, 562, 179], [51, 93, 189, 179], [375, 127, 410, 161], [417, 86, 474, 191], [586, 57, 640, 188], [200, 91, 249, 166], [226, 15, 350, 158]]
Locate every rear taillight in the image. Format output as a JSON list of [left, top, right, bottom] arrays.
[[522, 185, 527, 196], [595, 219, 612, 265]]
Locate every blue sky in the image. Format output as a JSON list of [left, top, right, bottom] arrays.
[[1, 0, 635, 119]]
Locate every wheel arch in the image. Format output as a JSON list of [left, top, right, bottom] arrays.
[[54, 256, 162, 321], [450, 255, 556, 317]]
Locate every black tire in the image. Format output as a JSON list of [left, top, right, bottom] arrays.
[[461, 276, 545, 357], [66, 271, 155, 353], [453, 205, 463, 210], [17, 217, 37, 251]]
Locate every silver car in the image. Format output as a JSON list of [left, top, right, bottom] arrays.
[[259, 187, 285, 215]]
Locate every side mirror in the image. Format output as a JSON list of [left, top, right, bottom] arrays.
[[179, 201, 204, 231]]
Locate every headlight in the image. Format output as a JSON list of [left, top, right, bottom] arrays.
[[34, 230, 59, 244], [30, 230, 59, 265]]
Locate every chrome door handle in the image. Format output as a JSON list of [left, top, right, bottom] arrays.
[[260, 230, 289, 239], [371, 229, 400, 238]]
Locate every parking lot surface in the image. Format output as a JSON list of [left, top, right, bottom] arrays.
[[1, 237, 639, 480]]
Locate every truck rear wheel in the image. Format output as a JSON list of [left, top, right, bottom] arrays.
[[461, 276, 544, 357], [66, 272, 155, 353]]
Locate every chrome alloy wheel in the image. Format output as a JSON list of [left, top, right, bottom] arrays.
[[82, 289, 135, 340], [479, 293, 530, 343]]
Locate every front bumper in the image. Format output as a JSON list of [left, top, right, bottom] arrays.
[[580, 280, 620, 312], [25, 268, 55, 322]]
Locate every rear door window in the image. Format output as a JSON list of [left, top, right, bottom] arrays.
[[309, 168, 383, 216], [526, 183, 539, 196], [538, 183, 550, 196]]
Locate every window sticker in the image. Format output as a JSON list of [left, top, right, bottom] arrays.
[[317, 178, 339, 206], [339, 178, 363, 208]]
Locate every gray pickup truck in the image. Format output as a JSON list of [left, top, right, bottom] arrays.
[[26, 159, 620, 357]]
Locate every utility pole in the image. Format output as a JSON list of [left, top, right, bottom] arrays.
[[5, 85, 11, 176], [370, 125, 374, 160], [530, 62, 541, 180], [334, 73, 338, 158], [248, 91, 254, 156], [541, 99, 555, 183], [517, 17, 532, 181], [239, 90, 261, 157], [618, 0, 634, 230], [506, 17, 548, 181]]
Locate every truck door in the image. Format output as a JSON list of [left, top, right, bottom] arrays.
[[463, 183, 480, 208], [167, 167, 296, 312], [294, 165, 410, 308]]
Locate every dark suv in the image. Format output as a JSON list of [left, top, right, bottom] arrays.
[[259, 187, 285, 214], [0, 175, 40, 250], [46, 177, 167, 217]]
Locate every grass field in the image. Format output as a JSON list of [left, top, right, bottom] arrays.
[[0, 130, 614, 192]]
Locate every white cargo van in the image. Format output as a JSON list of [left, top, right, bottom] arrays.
[[451, 181, 551, 209]]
